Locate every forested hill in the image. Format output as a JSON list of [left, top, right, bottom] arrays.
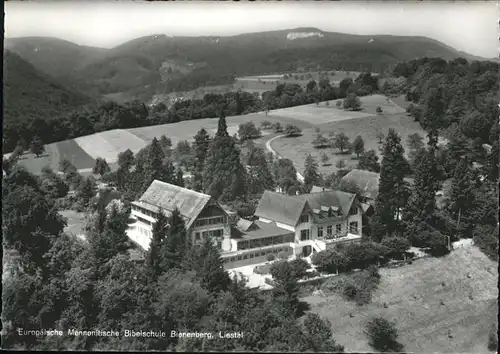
[[5, 28, 492, 100], [3, 50, 92, 148]]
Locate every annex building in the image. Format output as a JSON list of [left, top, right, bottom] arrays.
[[127, 180, 363, 268]]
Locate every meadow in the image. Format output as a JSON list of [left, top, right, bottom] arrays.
[[7, 112, 306, 175], [268, 95, 428, 176], [303, 246, 498, 353]]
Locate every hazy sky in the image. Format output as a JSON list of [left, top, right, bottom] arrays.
[[5, 1, 498, 58]]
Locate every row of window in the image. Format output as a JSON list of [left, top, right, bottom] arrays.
[[317, 224, 342, 238], [238, 234, 294, 250], [349, 221, 359, 234], [300, 206, 358, 223], [195, 229, 224, 241], [223, 247, 289, 263], [132, 205, 157, 219], [194, 216, 225, 227], [136, 216, 153, 226]]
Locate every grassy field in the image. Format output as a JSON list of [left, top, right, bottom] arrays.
[[303, 246, 498, 353], [7, 111, 306, 175], [269, 95, 429, 176]]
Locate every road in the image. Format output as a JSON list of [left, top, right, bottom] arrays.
[[265, 134, 305, 182]]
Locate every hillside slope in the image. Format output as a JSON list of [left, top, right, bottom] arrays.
[[6, 28, 492, 101], [3, 50, 91, 150]]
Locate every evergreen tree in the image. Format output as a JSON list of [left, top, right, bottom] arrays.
[[145, 209, 169, 280], [403, 148, 441, 239], [191, 128, 211, 191], [175, 169, 185, 187], [446, 157, 478, 237], [203, 114, 247, 202], [303, 154, 320, 192], [422, 87, 446, 149], [189, 235, 231, 294], [160, 208, 189, 271], [142, 137, 166, 192], [371, 129, 409, 240]]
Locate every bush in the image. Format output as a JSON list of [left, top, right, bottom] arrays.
[[336, 100, 342, 108], [238, 121, 261, 141], [266, 253, 275, 262], [365, 317, 404, 352], [343, 283, 358, 300], [343, 93, 362, 111], [284, 124, 302, 137], [376, 106, 383, 114], [289, 258, 310, 279]]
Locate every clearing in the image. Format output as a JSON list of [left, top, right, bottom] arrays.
[[303, 246, 498, 353], [59, 210, 87, 237]]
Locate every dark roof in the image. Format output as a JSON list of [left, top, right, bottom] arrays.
[[341, 169, 380, 199], [341, 169, 414, 200], [294, 190, 356, 216], [254, 190, 306, 226], [135, 180, 212, 229], [233, 220, 293, 240]]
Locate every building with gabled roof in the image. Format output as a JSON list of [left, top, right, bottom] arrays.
[[127, 180, 232, 251], [254, 189, 363, 258], [340, 169, 414, 204]]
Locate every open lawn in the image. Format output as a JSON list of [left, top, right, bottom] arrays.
[[271, 112, 429, 176], [128, 113, 310, 145], [268, 94, 405, 125], [303, 246, 498, 353]]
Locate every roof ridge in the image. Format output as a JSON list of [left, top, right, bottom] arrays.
[[149, 179, 211, 199]]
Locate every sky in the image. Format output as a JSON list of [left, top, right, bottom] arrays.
[[5, 1, 498, 58]]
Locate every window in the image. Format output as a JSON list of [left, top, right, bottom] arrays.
[[237, 256, 242, 261], [349, 206, 358, 215], [194, 216, 225, 227], [195, 232, 201, 241], [317, 226, 323, 238], [300, 229, 310, 241], [300, 214, 309, 223], [328, 209, 333, 218], [243, 254, 248, 260], [349, 221, 359, 234], [217, 241, 222, 250], [327, 225, 333, 236], [336, 224, 342, 234], [249, 253, 254, 258], [201, 229, 223, 239]]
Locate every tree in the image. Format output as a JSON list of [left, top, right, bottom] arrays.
[[238, 121, 261, 141], [274, 122, 283, 133], [406, 133, 425, 171], [334, 133, 350, 154], [446, 157, 477, 237], [357, 150, 380, 173], [145, 209, 169, 280], [336, 100, 342, 108], [343, 93, 362, 111], [160, 208, 190, 272], [376, 106, 383, 114], [376, 132, 385, 145], [302, 313, 345, 352], [303, 154, 321, 192], [191, 128, 211, 192], [284, 124, 302, 137], [403, 148, 441, 239], [142, 137, 166, 191], [321, 152, 330, 166], [371, 129, 409, 240], [422, 87, 446, 148], [30, 136, 45, 157], [92, 158, 111, 177], [352, 135, 365, 158], [365, 317, 404, 352], [246, 147, 276, 195], [312, 133, 329, 149], [338, 179, 361, 195], [203, 114, 247, 202], [189, 235, 231, 294], [381, 236, 411, 260], [75, 176, 96, 211], [274, 159, 299, 195]]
